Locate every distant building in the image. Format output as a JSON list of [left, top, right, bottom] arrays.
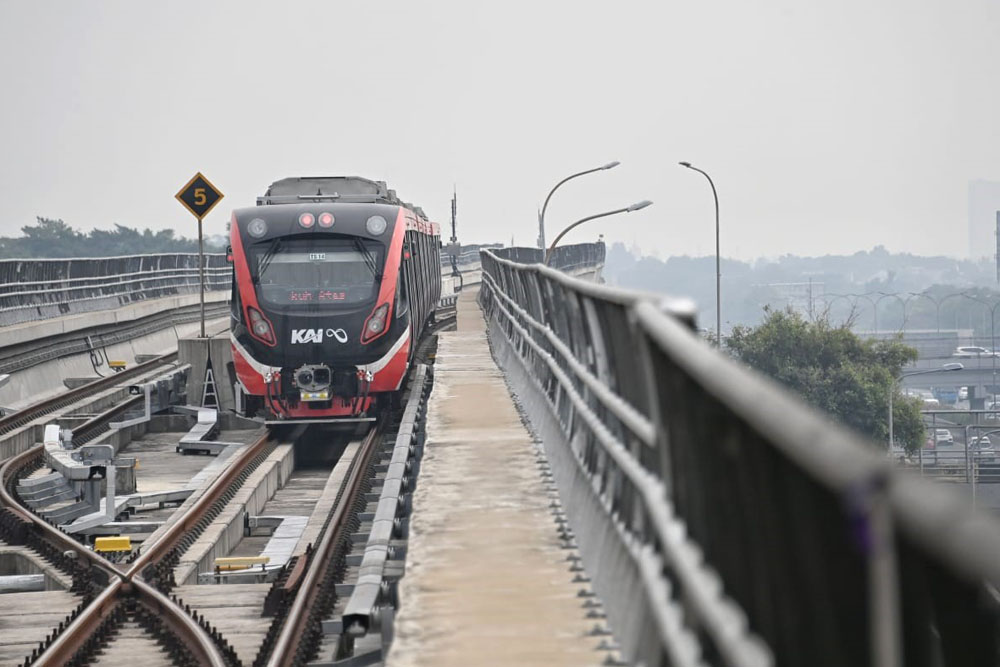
[[968, 180, 1000, 258]]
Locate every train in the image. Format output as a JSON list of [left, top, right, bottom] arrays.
[[228, 176, 441, 423]]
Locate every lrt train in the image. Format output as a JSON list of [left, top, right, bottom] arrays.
[[228, 176, 441, 423]]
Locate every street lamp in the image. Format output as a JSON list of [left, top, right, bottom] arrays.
[[890, 363, 963, 450], [679, 162, 721, 346], [876, 292, 908, 334], [907, 291, 969, 334], [538, 161, 620, 249], [545, 201, 653, 265]]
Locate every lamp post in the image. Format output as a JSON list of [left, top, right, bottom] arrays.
[[851, 293, 878, 334], [680, 162, 721, 346], [538, 161, 620, 249], [545, 201, 653, 265], [908, 291, 969, 334], [890, 363, 963, 450], [876, 292, 909, 334]]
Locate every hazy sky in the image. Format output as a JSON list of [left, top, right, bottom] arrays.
[[1, 1, 997, 260]]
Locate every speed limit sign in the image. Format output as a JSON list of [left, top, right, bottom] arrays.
[[175, 172, 223, 220], [175, 172, 224, 339]]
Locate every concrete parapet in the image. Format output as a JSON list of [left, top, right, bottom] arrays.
[[1, 291, 228, 349]]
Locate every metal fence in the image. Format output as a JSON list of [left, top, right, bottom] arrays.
[[479, 248, 1000, 667], [439, 242, 605, 273], [0, 254, 231, 326]]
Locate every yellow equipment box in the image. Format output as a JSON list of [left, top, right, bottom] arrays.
[[214, 556, 270, 572], [94, 536, 131, 553]]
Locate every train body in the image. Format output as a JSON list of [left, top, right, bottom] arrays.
[[229, 176, 441, 422]]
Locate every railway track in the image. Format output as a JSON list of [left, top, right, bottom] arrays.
[[0, 353, 433, 666], [0, 352, 179, 436]]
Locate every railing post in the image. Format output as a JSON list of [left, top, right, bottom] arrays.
[[864, 475, 902, 667]]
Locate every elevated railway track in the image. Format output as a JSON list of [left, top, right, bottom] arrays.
[[0, 345, 432, 666]]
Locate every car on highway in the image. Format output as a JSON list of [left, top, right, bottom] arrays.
[[971, 436, 996, 462], [935, 428, 954, 445], [952, 346, 1000, 358], [959, 386, 969, 401]]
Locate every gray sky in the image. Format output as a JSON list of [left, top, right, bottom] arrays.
[[1, 1, 997, 260]]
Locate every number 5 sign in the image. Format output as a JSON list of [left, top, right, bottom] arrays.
[[175, 172, 224, 339], [175, 172, 223, 220]]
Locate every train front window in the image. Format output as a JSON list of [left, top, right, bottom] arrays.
[[254, 239, 383, 307]]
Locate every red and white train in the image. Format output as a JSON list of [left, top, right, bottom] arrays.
[[228, 176, 441, 422]]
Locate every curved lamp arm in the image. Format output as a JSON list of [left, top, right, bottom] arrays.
[[545, 200, 652, 265]]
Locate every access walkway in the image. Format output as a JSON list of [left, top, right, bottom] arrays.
[[388, 288, 606, 667]]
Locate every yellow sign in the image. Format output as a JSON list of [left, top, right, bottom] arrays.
[[175, 172, 224, 220]]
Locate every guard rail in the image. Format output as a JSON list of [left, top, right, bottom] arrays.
[[0, 253, 230, 326], [479, 247, 1000, 667]]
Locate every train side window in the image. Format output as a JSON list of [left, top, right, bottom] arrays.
[[396, 254, 410, 318], [230, 276, 241, 319]]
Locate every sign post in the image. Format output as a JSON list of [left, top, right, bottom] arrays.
[[175, 172, 224, 338]]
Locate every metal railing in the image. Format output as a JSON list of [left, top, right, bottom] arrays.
[[0, 254, 231, 326], [439, 243, 502, 268], [479, 247, 1000, 667]]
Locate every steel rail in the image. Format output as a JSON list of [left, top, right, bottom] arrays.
[[266, 423, 384, 667], [34, 581, 125, 667], [0, 382, 243, 666], [1, 439, 224, 667], [126, 429, 274, 577], [0, 351, 179, 436], [0, 444, 118, 574], [131, 579, 228, 667], [74, 394, 145, 445]]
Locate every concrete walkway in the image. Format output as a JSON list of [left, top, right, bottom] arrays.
[[388, 288, 601, 666]]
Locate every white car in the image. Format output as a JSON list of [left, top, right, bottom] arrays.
[[959, 387, 969, 401], [971, 436, 996, 462], [935, 428, 954, 445], [953, 346, 999, 358]]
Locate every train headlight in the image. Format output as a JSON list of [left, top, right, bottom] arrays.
[[299, 212, 315, 228], [247, 306, 276, 346], [361, 303, 390, 344], [248, 218, 268, 238], [366, 215, 387, 236], [318, 212, 335, 228]]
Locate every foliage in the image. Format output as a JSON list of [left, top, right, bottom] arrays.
[[726, 307, 924, 451], [0, 217, 224, 258]]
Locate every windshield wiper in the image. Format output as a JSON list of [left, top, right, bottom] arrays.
[[255, 238, 283, 284], [353, 238, 381, 280]]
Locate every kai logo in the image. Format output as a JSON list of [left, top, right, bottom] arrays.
[[290, 328, 349, 344], [291, 329, 323, 344]]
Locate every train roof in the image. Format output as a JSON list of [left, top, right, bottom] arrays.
[[257, 176, 427, 219]]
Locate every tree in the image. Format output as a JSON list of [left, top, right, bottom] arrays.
[[726, 307, 925, 452], [0, 218, 215, 258]]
